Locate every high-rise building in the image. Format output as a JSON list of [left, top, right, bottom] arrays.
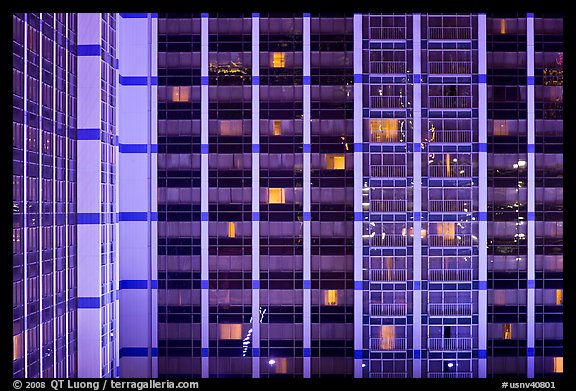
[[14, 12, 562, 379]]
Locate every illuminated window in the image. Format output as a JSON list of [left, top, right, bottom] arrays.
[[271, 52, 285, 68], [171, 86, 190, 102], [553, 357, 563, 373], [499, 19, 507, 34], [274, 358, 288, 374], [421, 229, 427, 239], [273, 120, 282, 136], [13, 334, 23, 361], [227, 222, 236, 238], [493, 120, 509, 136], [268, 188, 286, 204], [324, 290, 338, 306], [556, 289, 563, 305], [379, 325, 395, 350], [503, 324, 513, 340], [437, 222, 455, 240], [219, 324, 242, 340], [219, 120, 243, 136], [445, 153, 452, 176], [370, 119, 399, 142], [325, 154, 345, 170]]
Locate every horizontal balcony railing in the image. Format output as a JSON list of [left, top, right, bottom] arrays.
[[428, 338, 473, 351], [428, 200, 470, 212], [370, 303, 407, 317], [370, 61, 407, 74], [428, 303, 472, 317], [370, 130, 404, 143], [428, 269, 473, 282], [370, 234, 407, 247], [428, 235, 473, 247], [369, 372, 408, 378], [429, 165, 472, 178], [428, 61, 472, 74], [370, 96, 407, 109], [428, 130, 473, 143], [428, 27, 471, 40], [428, 372, 473, 379], [370, 165, 406, 178], [429, 96, 472, 109], [370, 337, 407, 351], [370, 269, 407, 282], [370, 27, 406, 40], [371, 200, 407, 212]]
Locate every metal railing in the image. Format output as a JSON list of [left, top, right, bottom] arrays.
[[428, 372, 473, 379], [428, 269, 473, 282], [370, 337, 407, 351], [370, 96, 407, 109], [369, 372, 408, 378], [370, 303, 407, 317], [428, 303, 472, 317], [370, 62, 407, 74], [370, 165, 407, 178], [429, 165, 472, 178], [429, 96, 472, 109], [428, 338, 473, 351], [371, 200, 407, 212], [370, 130, 404, 143], [428, 200, 470, 212], [370, 27, 406, 40], [428, 130, 472, 143], [428, 27, 472, 40], [428, 61, 472, 74], [370, 269, 407, 282], [370, 235, 407, 247], [428, 235, 473, 247]]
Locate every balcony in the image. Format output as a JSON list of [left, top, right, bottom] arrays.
[[429, 96, 471, 109], [428, 338, 473, 351], [428, 372, 473, 379], [428, 303, 472, 317], [370, 268, 407, 282], [370, 234, 407, 247], [429, 165, 472, 178], [428, 235, 473, 247], [370, 303, 407, 317], [370, 130, 405, 143], [428, 27, 471, 40], [370, 165, 406, 178], [428, 130, 472, 143], [371, 200, 407, 212], [370, 337, 407, 351], [370, 96, 407, 109], [370, 27, 406, 40], [369, 372, 408, 378], [428, 269, 473, 282], [428, 62, 472, 74], [428, 200, 471, 212], [370, 61, 407, 74]]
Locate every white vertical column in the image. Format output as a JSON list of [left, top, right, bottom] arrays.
[[526, 13, 535, 379], [38, 13, 44, 377], [251, 14, 261, 379], [412, 13, 422, 379], [200, 14, 209, 379], [353, 13, 363, 378], [64, 13, 69, 378], [77, 12, 103, 378], [477, 13, 488, 379], [23, 13, 29, 378], [113, 12, 121, 379], [302, 13, 311, 379], [52, 13, 58, 375]]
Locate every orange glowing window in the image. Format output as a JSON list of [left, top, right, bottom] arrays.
[[370, 119, 399, 142], [326, 154, 345, 170], [219, 324, 242, 340], [500, 19, 507, 34], [556, 289, 563, 305], [379, 325, 396, 350], [324, 290, 338, 306], [271, 52, 285, 68], [493, 120, 509, 136], [274, 358, 288, 374], [273, 120, 282, 136], [503, 324, 513, 340], [13, 334, 22, 361], [268, 188, 286, 204], [219, 120, 243, 136], [437, 222, 455, 240], [553, 357, 563, 373], [227, 222, 236, 238], [171, 86, 190, 102]]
